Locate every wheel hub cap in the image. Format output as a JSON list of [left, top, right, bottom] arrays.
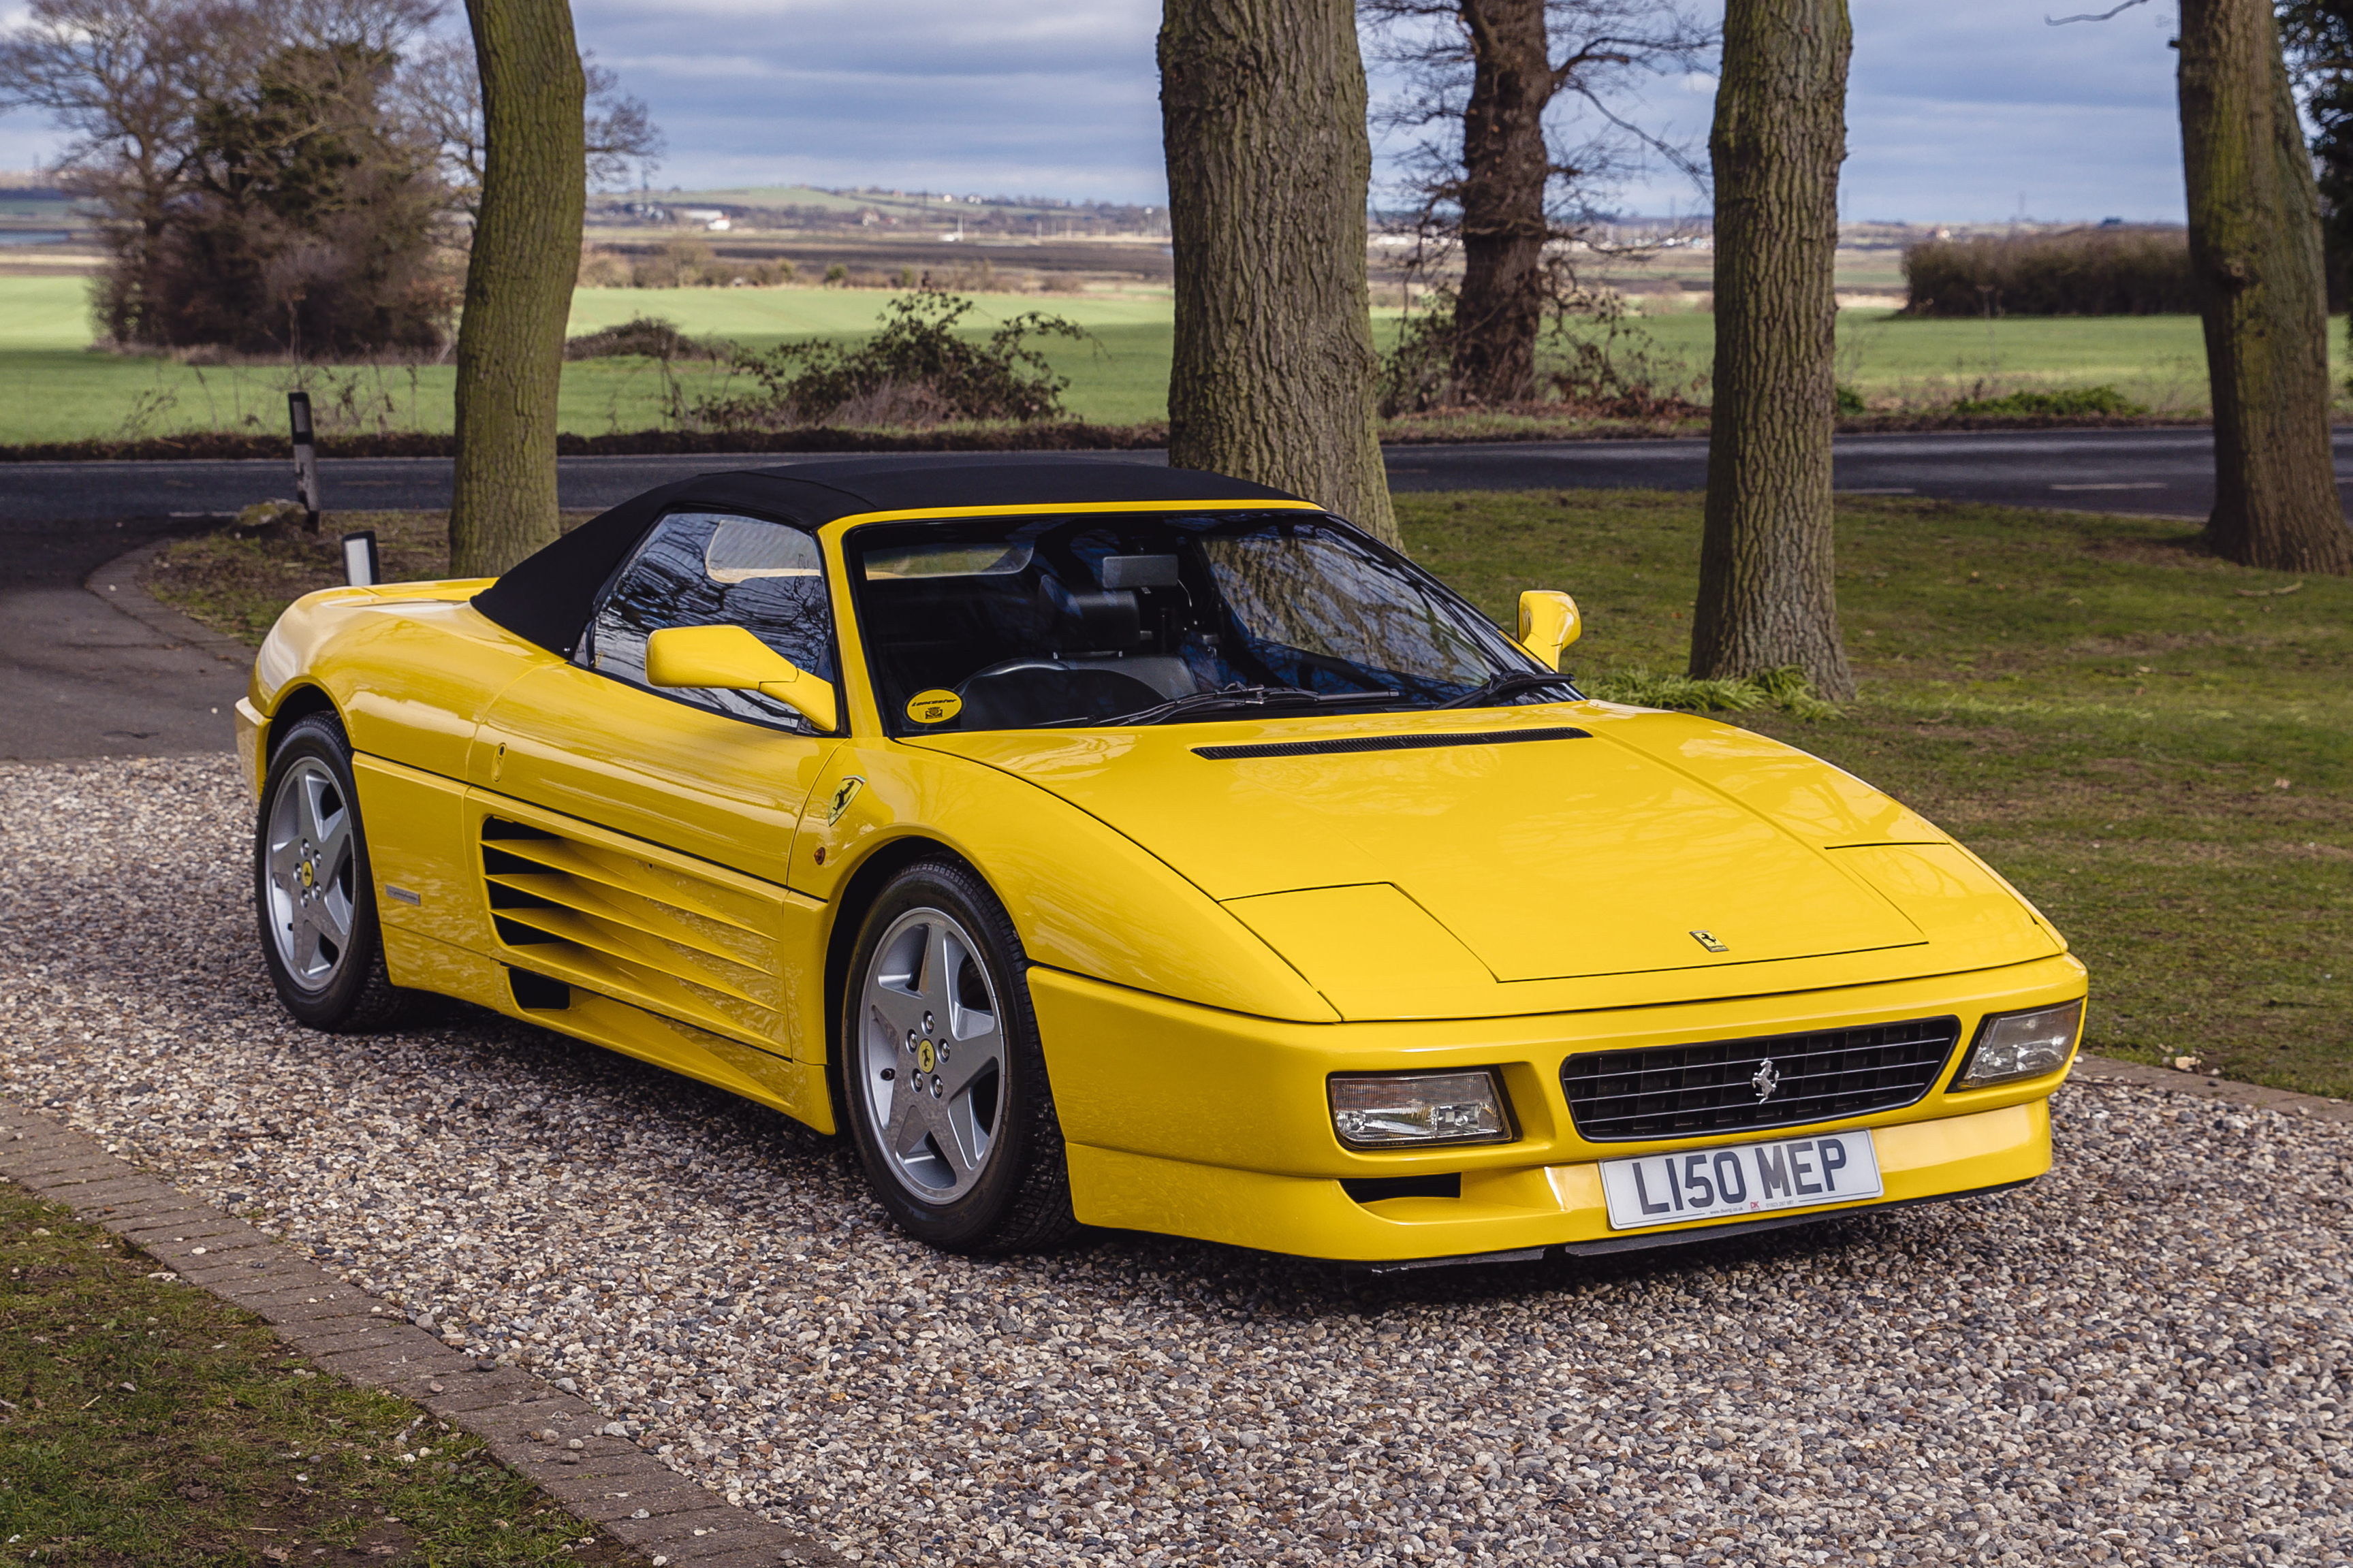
[[264, 757, 358, 991], [859, 908, 1007, 1201]]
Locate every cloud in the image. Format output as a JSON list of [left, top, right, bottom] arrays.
[[0, 0, 2202, 218], [573, 0, 1167, 198], [1528, 0, 2188, 221]]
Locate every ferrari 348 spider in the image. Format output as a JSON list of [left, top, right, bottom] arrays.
[[238, 460, 2086, 1263]]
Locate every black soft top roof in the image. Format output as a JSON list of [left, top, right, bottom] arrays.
[[470, 458, 1305, 657]]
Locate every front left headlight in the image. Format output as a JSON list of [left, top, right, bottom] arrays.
[[1953, 999, 2084, 1090]]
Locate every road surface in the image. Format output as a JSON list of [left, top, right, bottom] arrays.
[[9, 426, 2353, 525]]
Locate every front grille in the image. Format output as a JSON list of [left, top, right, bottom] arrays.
[[1561, 1017, 1962, 1142]]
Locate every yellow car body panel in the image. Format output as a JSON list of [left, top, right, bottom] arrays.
[[240, 493, 2086, 1264]]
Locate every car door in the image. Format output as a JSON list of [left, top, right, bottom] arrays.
[[468, 509, 842, 1070]]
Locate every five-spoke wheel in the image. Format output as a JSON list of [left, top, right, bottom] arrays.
[[253, 711, 416, 1031], [859, 906, 1007, 1201], [841, 860, 1076, 1252], [263, 754, 358, 989]]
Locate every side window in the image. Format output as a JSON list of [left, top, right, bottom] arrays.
[[582, 511, 835, 732]]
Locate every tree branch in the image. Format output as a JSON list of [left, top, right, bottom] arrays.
[[2046, 0, 2148, 26]]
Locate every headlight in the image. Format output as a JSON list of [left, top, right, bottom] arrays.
[[1953, 999, 2084, 1089], [1329, 1070, 1513, 1148]]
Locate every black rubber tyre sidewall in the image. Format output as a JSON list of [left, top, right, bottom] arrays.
[[253, 714, 403, 1031], [840, 859, 1073, 1253]]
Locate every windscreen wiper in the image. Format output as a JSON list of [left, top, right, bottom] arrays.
[[1433, 671, 1581, 709], [1053, 684, 1398, 729]]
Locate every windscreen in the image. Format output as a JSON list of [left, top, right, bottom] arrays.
[[847, 510, 1568, 733]]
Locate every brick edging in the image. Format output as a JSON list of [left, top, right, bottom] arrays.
[[0, 1101, 842, 1568], [2073, 1053, 2353, 1122]]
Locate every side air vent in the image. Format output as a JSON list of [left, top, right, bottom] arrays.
[[477, 816, 780, 1043], [506, 967, 571, 1010], [1194, 726, 1591, 761]]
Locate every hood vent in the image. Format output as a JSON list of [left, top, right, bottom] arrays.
[[1194, 726, 1590, 761]]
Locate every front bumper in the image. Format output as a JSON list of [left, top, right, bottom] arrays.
[[1032, 955, 2081, 1262]]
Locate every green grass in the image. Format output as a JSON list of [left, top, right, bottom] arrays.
[[1630, 307, 2353, 413], [0, 278, 1175, 440], [1404, 489, 2352, 1097], [149, 490, 2353, 1098], [12, 270, 2353, 443], [0, 1179, 635, 1566]]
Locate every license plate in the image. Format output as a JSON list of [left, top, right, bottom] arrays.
[[1598, 1130, 1883, 1231]]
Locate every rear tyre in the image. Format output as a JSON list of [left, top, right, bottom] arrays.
[[254, 712, 419, 1032], [841, 859, 1078, 1253]]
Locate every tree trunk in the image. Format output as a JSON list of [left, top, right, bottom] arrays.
[[1689, 0, 1854, 699], [2179, 0, 2353, 574], [1451, 0, 1553, 404], [449, 0, 585, 578], [1159, 0, 1398, 547]]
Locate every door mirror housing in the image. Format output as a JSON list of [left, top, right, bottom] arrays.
[[1516, 590, 1581, 670], [644, 625, 838, 733]]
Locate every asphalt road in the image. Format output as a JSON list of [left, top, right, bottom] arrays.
[[5, 425, 2346, 763], [10, 426, 2353, 524], [0, 511, 248, 761]]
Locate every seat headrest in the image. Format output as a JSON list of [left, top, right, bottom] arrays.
[[1040, 577, 1142, 654]]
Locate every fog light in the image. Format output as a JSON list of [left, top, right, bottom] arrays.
[[1329, 1070, 1512, 1148], [1955, 999, 2084, 1089]]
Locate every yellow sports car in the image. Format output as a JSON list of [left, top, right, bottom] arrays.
[[239, 460, 2086, 1265]]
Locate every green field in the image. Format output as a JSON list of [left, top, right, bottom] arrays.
[[1626, 307, 2292, 413], [3, 272, 2347, 443], [0, 276, 1175, 441]]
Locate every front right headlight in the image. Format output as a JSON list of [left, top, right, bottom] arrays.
[[1953, 999, 2085, 1089], [1329, 1069, 1514, 1148]]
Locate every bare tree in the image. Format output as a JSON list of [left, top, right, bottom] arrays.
[[2181, 0, 2350, 571], [398, 35, 659, 214], [1687, 0, 1855, 699], [447, 0, 584, 576], [2052, 0, 2350, 573], [1360, 0, 1711, 406], [1, 0, 264, 339], [2279, 0, 2353, 303], [1, 0, 449, 349], [1159, 0, 1397, 545], [157, 31, 452, 354]]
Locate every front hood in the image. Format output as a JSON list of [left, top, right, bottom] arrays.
[[917, 705, 1978, 991]]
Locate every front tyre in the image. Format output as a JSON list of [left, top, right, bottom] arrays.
[[253, 712, 417, 1032], [842, 859, 1077, 1253]]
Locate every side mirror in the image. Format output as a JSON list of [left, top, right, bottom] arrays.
[[645, 625, 838, 733], [1516, 590, 1581, 670]]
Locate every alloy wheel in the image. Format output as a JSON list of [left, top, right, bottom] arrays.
[[262, 756, 357, 991], [857, 906, 1007, 1202]]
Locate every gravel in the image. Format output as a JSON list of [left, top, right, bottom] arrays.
[[5, 753, 2350, 1568]]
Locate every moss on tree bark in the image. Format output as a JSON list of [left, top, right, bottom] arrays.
[[2179, 0, 2353, 575], [1689, 0, 1854, 700], [1159, 0, 1397, 546], [448, 0, 585, 578]]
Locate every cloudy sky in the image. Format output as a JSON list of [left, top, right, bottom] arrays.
[[3, 0, 2194, 223]]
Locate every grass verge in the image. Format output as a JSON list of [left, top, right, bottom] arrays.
[[148, 492, 2353, 1097], [10, 266, 2353, 445], [144, 513, 587, 645], [0, 1177, 637, 1566]]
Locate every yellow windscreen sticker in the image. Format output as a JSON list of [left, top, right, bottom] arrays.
[[906, 689, 963, 725]]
